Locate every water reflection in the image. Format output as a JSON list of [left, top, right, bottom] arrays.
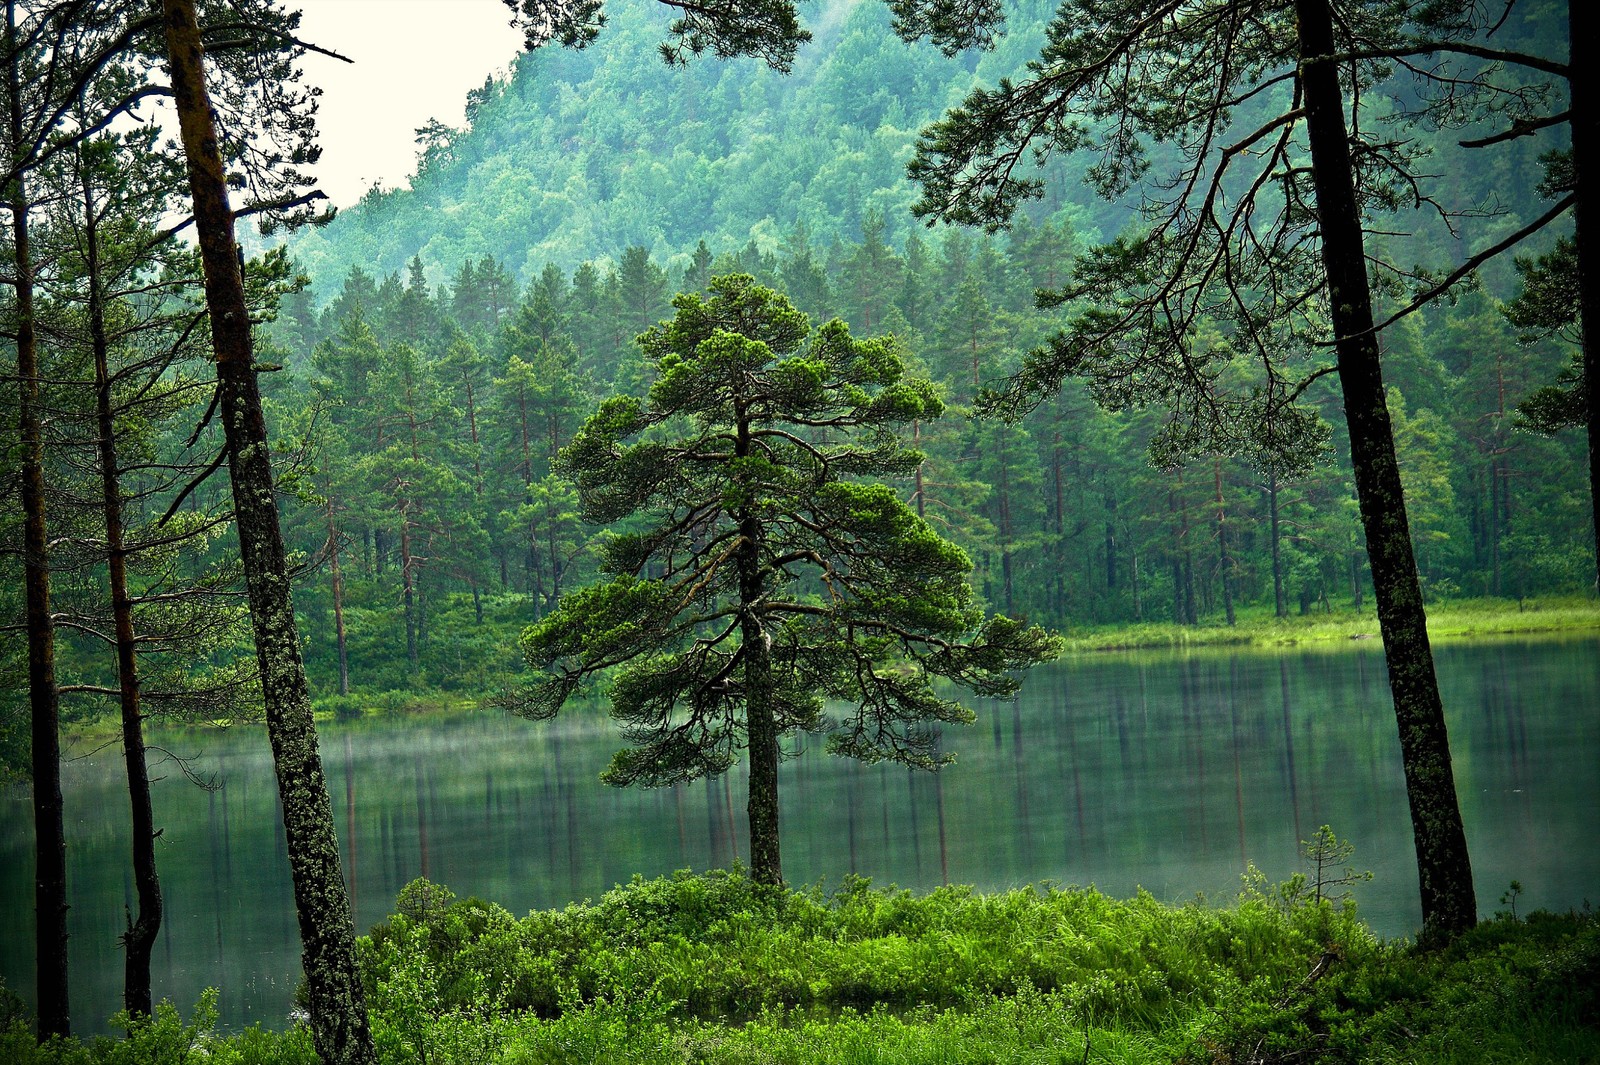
[[2, 636, 1597, 1031]]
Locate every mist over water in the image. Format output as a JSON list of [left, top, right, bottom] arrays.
[[3, 635, 1596, 1031]]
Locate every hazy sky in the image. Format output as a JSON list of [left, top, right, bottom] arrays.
[[294, 0, 525, 208]]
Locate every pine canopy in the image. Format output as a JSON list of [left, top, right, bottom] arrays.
[[517, 274, 1061, 791]]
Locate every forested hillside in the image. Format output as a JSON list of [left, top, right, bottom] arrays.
[[285, 0, 1075, 285], [4, 0, 1584, 708], [285, 0, 1560, 297], [255, 0, 1590, 697]]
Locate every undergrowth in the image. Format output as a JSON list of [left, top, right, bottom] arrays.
[[3, 866, 1595, 1064]]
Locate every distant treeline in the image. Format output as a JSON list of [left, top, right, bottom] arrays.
[[259, 216, 1590, 696]]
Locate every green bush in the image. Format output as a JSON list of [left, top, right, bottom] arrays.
[[7, 872, 1595, 1064], [359, 867, 1371, 1026], [0, 992, 317, 1065]]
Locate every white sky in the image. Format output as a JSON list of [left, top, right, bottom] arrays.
[[293, 0, 526, 208]]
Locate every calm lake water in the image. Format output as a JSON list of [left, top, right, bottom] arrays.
[[3, 635, 1597, 1031]]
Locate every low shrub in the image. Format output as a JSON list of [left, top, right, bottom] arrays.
[[5, 871, 1594, 1064]]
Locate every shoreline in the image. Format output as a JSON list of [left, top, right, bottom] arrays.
[[53, 597, 1600, 742], [1053, 596, 1600, 654]]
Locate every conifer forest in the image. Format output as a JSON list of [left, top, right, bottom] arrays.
[[2, 1, 1598, 1063]]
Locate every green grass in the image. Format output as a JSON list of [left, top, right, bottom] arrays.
[[1057, 596, 1600, 654], [6, 868, 1596, 1064]]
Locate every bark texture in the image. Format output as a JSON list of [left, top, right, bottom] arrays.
[[1296, 0, 1476, 941], [1570, 1, 1600, 591], [159, 2, 375, 1060], [735, 406, 782, 885], [8, 0, 69, 1037]]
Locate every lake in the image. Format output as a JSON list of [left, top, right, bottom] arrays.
[[2, 635, 1596, 1031]]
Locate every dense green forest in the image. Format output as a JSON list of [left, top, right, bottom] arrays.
[[262, 231, 1591, 698], [3, 0, 1598, 1057], [236, 0, 1591, 699], [5, 0, 1588, 708]]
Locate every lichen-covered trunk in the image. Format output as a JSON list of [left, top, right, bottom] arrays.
[[1570, 0, 1600, 591], [160, 2, 375, 1060], [1296, 0, 1475, 942], [735, 407, 781, 885], [85, 167, 162, 1018], [8, 0, 69, 1036]]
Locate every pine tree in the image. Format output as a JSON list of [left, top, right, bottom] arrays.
[[160, 1, 375, 1058], [841, 209, 902, 334], [514, 275, 1060, 885], [905, 0, 1512, 939]]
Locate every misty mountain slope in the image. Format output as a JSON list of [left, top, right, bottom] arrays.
[[287, 0, 1072, 292], [287, 0, 1563, 308]]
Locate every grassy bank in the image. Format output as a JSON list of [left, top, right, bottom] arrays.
[[1057, 596, 1600, 653], [6, 868, 1597, 1063]]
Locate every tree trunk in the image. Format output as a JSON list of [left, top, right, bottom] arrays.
[[1569, 1, 1600, 592], [1130, 545, 1142, 620], [997, 424, 1015, 614], [735, 404, 781, 885], [1268, 471, 1287, 619], [160, 3, 376, 1060], [84, 158, 162, 1019], [1173, 474, 1197, 625], [417, 566, 428, 650], [1215, 458, 1235, 626], [1104, 503, 1117, 592], [400, 511, 418, 672], [463, 374, 483, 486], [1296, 0, 1475, 941], [1052, 416, 1070, 615], [8, 0, 69, 1036], [1489, 458, 1502, 596], [546, 495, 563, 606], [912, 420, 927, 519], [326, 498, 350, 696]]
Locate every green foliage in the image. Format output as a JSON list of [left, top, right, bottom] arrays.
[[362, 868, 1366, 1023], [249, 0, 1592, 702], [250, 26, 1590, 696], [347, 872, 1597, 1064], [1298, 825, 1374, 907], [0, 990, 318, 1065], [9, 875, 1598, 1064], [517, 275, 1060, 788], [288, 0, 1070, 288], [905, 0, 1565, 480], [1499, 880, 1525, 921], [258, 220, 1595, 699], [1192, 911, 1600, 1065], [503, 0, 813, 72]]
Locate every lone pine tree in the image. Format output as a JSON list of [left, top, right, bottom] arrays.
[[516, 275, 1061, 885]]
